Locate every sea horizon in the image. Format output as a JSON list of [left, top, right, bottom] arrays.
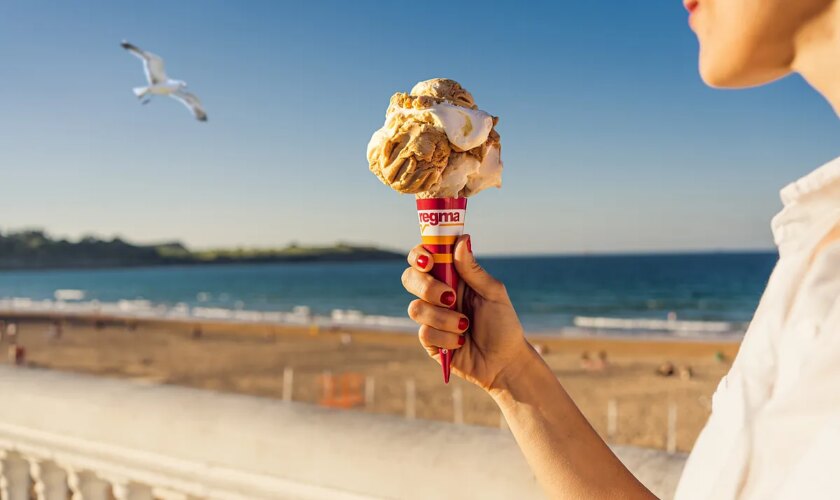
[[0, 247, 779, 274]]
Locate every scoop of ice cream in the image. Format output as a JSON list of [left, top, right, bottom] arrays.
[[384, 92, 494, 151], [464, 141, 502, 196], [367, 79, 503, 198], [410, 78, 477, 109], [367, 119, 451, 193]]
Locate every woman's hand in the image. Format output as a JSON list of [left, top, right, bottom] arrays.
[[401, 234, 530, 391], [403, 236, 653, 499]]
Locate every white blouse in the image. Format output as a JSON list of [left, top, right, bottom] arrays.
[[675, 157, 840, 499]]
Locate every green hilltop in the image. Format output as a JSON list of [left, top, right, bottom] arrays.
[[0, 229, 402, 270]]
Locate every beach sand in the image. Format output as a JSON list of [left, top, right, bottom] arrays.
[[0, 315, 740, 452]]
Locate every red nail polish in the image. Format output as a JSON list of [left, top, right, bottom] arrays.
[[458, 335, 465, 346], [467, 237, 472, 253], [458, 317, 469, 331], [441, 291, 456, 306], [416, 254, 429, 269]]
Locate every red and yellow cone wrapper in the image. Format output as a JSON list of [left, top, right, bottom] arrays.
[[416, 197, 467, 383]]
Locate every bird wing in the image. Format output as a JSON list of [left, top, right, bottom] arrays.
[[121, 41, 167, 85], [171, 90, 208, 121]]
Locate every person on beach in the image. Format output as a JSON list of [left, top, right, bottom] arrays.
[[402, 2, 840, 498]]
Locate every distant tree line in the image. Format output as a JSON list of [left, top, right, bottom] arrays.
[[0, 229, 401, 270]]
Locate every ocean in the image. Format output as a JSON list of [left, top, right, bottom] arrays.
[[0, 252, 777, 337]]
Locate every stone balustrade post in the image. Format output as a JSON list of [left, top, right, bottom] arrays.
[[112, 481, 153, 500], [0, 452, 32, 500], [30, 459, 69, 500], [67, 470, 111, 500], [150, 488, 200, 500]]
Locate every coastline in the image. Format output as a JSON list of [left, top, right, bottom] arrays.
[[0, 295, 749, 340], [0, 230, 404, 271], [0, 308, 744, 344]]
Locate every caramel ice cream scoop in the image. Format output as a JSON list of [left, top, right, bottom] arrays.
[[367, 79, 503, 198], [410, 78, 477, 109]]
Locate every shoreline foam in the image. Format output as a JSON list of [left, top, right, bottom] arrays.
[[0, 297, 745, 341]]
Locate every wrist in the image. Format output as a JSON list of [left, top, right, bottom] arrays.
[[486, 340, 544, 403]]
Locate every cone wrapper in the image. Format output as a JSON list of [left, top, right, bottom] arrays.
[[416, 197, 467, 383]]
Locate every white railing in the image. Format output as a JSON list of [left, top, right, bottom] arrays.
[[0, 366, 686, 499]]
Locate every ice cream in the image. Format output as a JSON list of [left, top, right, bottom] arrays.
[[367, 79, 503, 198], [367, 79, 502, 384]]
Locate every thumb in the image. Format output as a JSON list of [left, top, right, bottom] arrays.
[[453, 235, 506, 301]]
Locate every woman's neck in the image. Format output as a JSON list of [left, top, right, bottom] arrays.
[[793, 3, 840, 116]]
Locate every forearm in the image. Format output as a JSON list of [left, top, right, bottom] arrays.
[[489, 344, 655, 499]]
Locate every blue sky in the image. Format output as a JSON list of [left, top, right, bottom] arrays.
[[0, 1, 837, 254]]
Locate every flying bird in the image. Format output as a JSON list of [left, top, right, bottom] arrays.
[[121, 41, 207, 122]]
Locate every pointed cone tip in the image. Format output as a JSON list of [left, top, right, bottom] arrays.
[[442, 349, 452, 384]]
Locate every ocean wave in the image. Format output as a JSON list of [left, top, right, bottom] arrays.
[[0, 297, 416, 332], [0, 296, 747, 338], [54, 289, 85, 301], [573, 315, 745, 335]]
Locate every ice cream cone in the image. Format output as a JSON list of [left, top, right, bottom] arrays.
[[416, 197, 467, 383]]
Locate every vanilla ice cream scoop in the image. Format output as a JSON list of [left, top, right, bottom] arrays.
[[367, 79, 503, 198]]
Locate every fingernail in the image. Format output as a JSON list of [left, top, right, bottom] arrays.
[[458, 317, 469, 331], [441, 291, 456, 306], [458, 335, 466, 346], [416, 254, 429, 269], [467, 237, 472, 254]]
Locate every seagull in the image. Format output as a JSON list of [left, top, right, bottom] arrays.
[[121, 41, 207, 122]]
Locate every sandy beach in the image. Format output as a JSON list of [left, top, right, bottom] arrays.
[[0, 313, 740, 452]]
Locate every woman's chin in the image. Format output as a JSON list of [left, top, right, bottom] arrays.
[[698, 55, 790, 89], [698, 67, 744, 89]]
